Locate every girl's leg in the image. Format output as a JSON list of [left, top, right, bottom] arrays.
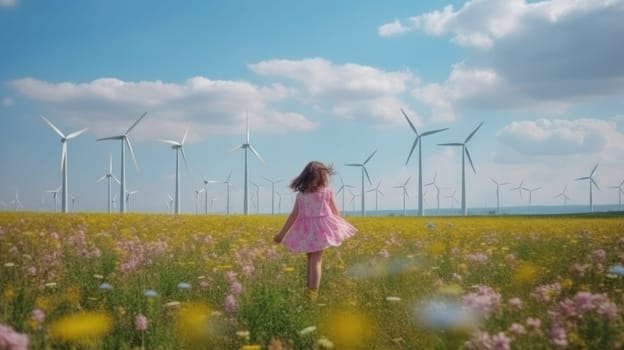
[[306, 250, 324, 289]]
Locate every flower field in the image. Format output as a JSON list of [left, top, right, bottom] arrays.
[[1, 212, 624, 349]]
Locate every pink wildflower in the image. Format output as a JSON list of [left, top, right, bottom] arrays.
[[526, 317, 541, 333], [569, 263, 585, 277], [242, 265, 255, 277], [531, 283, 561, 303], [508, 323, 526, 336], [225, 271, 238, 283], [465, 330, 491, 350], [548, 324, 568, 348], [224, 294, 237, 313], [507, 297, 523, 310], [30, 309, 45, 323], [135, 314, 148, 331], [466, 252, 489, 265], [462, 285, 502, 318], [230, 282, 243, 295], [490, 332, 512, 350], [0, 324, 29, 350], [592, 249, 606, 261]]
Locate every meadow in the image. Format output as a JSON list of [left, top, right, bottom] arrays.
[[1, 212, 624, 349]]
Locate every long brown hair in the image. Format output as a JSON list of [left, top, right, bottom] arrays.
[[290, 161, 334, 193]]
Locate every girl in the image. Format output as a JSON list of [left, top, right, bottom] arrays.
[[273, 161, 357, 301]]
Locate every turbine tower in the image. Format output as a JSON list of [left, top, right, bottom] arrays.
[[439, 121, 484, 216], [230, 114, 264, 215], [40, 115, 88, 213], [264, 177, 284, 215], [366, 180, 383, 216], [393, 176, 411, 216], [489, 177, 510, 213], [554, 185, 570, 206], [345, 149, 377, 216], [201, 177, 211, 215], [193, 187, 205, 215], [402, 109, 448, 216], [44, 186, 62, 212], [336, 174, 354, 213], [575, 163, 600, 212], [250, 181, 263, 214], [160, 128, 190, 215], [97, 153, 120, 214], [609, 179, 624, 211], [96, 112, 147, 213], [208, 172, 232, 214], [424, 173, 441, 215]]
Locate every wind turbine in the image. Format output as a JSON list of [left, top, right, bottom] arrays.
[[336, 174, 354, 213], [201, 177, 211, 215], [96, 112, 147, 213], [40, 115, 88, 213], [345, 149, 377, 216], [264, 177, 283, 215], [208, 172, 232, 214], [348, 189, 359, 214], [527, 187, 541, 210], [276, 191, 283, 214], [250, 181, 263, 214], [425, 173, 441, 215], [112, 193, 119, 211], [439, 121, 484, 216], [393, 176, 411, 216], [230, 113, 264, 215], [446, 190, 459, 209], [97, 153, 120, 214], [575, 163, 600, 212], [489, 177, 510, 213], [366, 180, 383, 216], [554, 185, 570, 206], [45, 185, 62, 212], [125, 190, 139, 212], [166, 194, 174, 214], [11, 189, 23, 211], [160, 128, 190, 215], [510, 180, 529, 201], [609, 179, 624, 211], [193, 187, 205, 215], [402, 109, 448, 216]]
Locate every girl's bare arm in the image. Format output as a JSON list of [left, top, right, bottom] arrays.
[[273, 202, 299, 243]]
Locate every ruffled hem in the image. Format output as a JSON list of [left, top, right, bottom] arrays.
[[282, 215, 357, 253]]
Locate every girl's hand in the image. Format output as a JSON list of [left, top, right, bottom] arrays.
[[273, 234, 284, 243]]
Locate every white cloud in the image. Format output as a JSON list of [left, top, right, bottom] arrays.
[[495, 118, 624, 161], [248, 58, 421, 126], [9, 76, 317, 140], [377, 19, 409, 37], [0, 0, 18, 8], [387, 0, 624, 119]]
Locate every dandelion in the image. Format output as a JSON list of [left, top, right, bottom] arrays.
[[282, 266, 295, 273], [165, 301, 181, 308], [135, 314, 148, 331], [0, 324, 29, 350], [240, 346, 261, 350], [48, 311, 113, 343], [235, 330, 250, 339], [317, 336, 334, 349], [386, 296, 401, 302]]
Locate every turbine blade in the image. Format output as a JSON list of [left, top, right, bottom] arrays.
[[364, 149, 377, 164], [575, 176, 590, 181], [590, 163, 599, 177], [249, 145, 264, 162], [591, 178, 600, 190], [181, 147, 190, 171], [363, 167, 372, 185], [229, 144, 243, 153], [465, 147, 476, 173], [40, 115, 65, 138], [108, 153, 113, 173], [465, 121, 484, 143], [404, 176, 411, 186], [112, 175, 121, 184], [181, 128, 188, 145], [489, 177, 497, 185], [421, 128, 449, 137], [66, 128, 88, 139], [337, 186, 344, 195], [438, 143, 463, 146], [226, 171, 232, 182], [160, 139, 181, 146], [96, 135, 124, 141], [126, 137, 139, 170], [401, 108, 418, 134], [405, 189, 410, 198], [405, 138, 419, 165], [126, 112, 147, 135], [344, 163, 361, 167], [97, 175, 107, 183]]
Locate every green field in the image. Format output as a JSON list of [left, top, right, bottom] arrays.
[[1, 212, 623, 349]]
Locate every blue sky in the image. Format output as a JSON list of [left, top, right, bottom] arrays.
[[1, 0, 624, 214]]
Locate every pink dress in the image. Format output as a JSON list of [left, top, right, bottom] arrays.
[[283, 187, 357, 252]]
